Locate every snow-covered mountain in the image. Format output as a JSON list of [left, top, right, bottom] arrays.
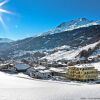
[[41, 41, 100, 62], [0, 38, 13, 43], [39, 18, 100, 36], [0, 18, 100, 61], [0, 25, 99, 60]]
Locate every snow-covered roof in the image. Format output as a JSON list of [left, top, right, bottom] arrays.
[[39, 70, 51, 73], [91, 62, 100, 71], [0, 63, 9, 68], [50, 67, 66, 73], [34, 66, 46, 70], [15, 64, 30, 70], [69, 64, 95, 69]]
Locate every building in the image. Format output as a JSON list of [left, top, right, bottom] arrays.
[[50, 67, 67, 77], [67, 64, 98, 81], [15, 64, 30, 72], [7, 64, 16, 72], [26, 67, 51, 79], [37, 70, 51, 79], [0, 63, 16, 72], [0, 64, 7, 70]]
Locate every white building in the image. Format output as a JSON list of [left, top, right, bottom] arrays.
[[37, 70, 51, 79], [26, 67, 51, 79]]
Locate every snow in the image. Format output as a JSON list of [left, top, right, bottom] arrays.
[[50, 67, 66, 73], [15, 64, 30, 70], [37, 18, 100, 37], [39, 70, 51, 73], [91, 62, 100, 71], [0, 72, 100, 100], [42, 41, 100, 61], [34, 66, 46, 70], [73, 64, 94, 68], [55, 45, 71, 50], [75, 62, 100, 71]]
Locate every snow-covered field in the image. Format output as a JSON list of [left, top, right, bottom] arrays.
[[0, 72, 100, 100]]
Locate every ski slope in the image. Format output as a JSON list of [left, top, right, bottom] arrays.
[[0, 72, 100, 100], [42, 41, 100, 61]]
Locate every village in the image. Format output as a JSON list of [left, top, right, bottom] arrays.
[[0, 56, 100, 84]]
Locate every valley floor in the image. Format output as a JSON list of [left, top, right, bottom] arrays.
[[0, 72, 100, 100]]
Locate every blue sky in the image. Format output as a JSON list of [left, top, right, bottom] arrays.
[[0, 0, 100, 40]]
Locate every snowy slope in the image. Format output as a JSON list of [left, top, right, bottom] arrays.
[[42, 41, 100, 61], [0, 20, 100, 60], [0, 72, 100, 100], [39, 18, 100, 36]]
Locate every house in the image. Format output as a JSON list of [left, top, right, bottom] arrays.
[[0, 63, 16, 72], [50, 67, 67, 77], [26, 67, 36, 77], [67, 64, 98, 81], [15, 64, 30, 72], [37, 70, 51, 79], [7, 64, 16, 72], [0, 64, 8, 70], [26, 67, 51, 79]]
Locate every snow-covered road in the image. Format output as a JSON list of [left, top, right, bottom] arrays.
[[0, 72, 100, 100]]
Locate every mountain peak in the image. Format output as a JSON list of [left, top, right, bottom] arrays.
[[77, 18, 88, 21], [56, 18, 90, 29], [38, 18, 100, 37]]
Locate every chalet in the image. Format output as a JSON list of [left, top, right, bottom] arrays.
[[0, 63, 16, 72], [37, 70, 51, 79], [26, 67, 36, 77], [0, 64, 8, 70], [7, 64, 16, 72], [67, 64, 98, 81], [26, 67, 51, 79], [50, 67, 67, 77]]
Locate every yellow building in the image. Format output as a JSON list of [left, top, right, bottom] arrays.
[[67, 65, 98, 81]]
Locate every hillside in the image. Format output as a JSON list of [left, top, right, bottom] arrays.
[[0, 19, 100, 61], [0, 25, 100, 60], [39, 18, 100, 36]]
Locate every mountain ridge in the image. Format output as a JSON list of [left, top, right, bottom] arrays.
[[0, 18, 100, 61], [0, 25, 100, 60], [38, 18, 100, 37], [0, 38, 13, 43]]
